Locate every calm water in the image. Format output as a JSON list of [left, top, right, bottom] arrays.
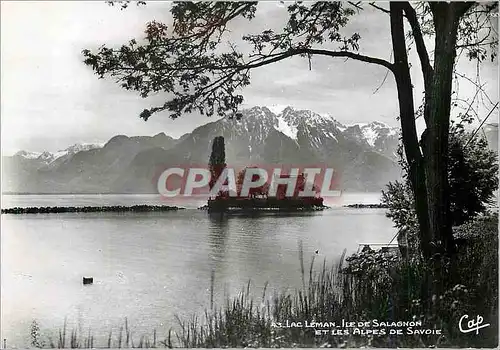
[[1, 193, 395, 348]]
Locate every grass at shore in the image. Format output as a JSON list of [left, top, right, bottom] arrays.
[[30, 318, 165, 349]]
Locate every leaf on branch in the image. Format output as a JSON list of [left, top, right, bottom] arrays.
[[82, 2, 387, 121]]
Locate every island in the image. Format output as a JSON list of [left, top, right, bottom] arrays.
[[204, 137, 328, 213]]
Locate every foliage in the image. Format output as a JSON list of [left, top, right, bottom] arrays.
[[81, 2, 497, 121], [81, 2, 396, 120], [30, 320, 45, 348], [410, 2, 498, 62], [106, 1, 146, 10], [449, 213, 498, 346], [453, 213, 499, 325], [232, 169, 321, 199], [381, 180, 417, 232], [382, 124, 498, 234], [344, 248, 400, 276], [448, 123, 499, 225], [235, 166, 269, 198]]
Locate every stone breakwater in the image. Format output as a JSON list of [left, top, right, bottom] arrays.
[[344, 203, 388, 208], [1, 205, 184, 214]]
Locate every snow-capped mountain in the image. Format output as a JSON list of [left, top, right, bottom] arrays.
[[275, 107, 347, 140], [344, 121, 399, 158], [14, 143, 104, 164], [13, 150, 43, 160], [2, 106, 402, 193], [117, 106, 401, 193], [52, 143, 104, 160], [218, 106, 399, 159]]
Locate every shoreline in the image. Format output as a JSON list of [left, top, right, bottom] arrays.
[[343, 203, 387, 208], [1, 205, 184, 214], [1, 203, 387, 214]]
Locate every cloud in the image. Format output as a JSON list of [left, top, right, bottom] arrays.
[[1, 1, 497, 155]]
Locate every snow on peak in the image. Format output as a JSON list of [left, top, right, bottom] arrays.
[[241, 106, 345, 140], [52, 143, 103, 160], [361, 126, 378, 147], [266, 104, 288, 115], [322, 113, 347, 131], [66, 143, 103, 153], [228, 106, 275, 122], [280, 107, 328, 123], [224, 105, 398, 148], [14, 143, 104, 163], [365, 121, 399, 137], [276, 116, 299, 140], [279, 107, 346, 127], [38, 151, 54, 161], [14, 150, 42, 160], [345, 121, 399, 147], [346, 122, 367, 129], [367, 121, 389, 128]]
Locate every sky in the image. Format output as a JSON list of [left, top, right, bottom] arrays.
[[1, 1, 498, 155]]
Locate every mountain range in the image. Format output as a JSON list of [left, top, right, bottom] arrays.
[[2, 106, 403, 194]]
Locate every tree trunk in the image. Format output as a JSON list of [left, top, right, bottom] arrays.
[[424, 4, 460, 259], [389, 3, 431, 259], [390, 1, 470, 309]]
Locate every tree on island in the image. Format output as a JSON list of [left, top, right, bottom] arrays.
[[295, 173, 321, 199], [274, 173, 321, 200], [236, 166, 269, 199], [234, 169, 322, 200], [82, 1, 498, 296], [208, 136, 226, 195]]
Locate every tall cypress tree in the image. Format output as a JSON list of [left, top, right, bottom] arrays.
[[208, 136, 226, 191]]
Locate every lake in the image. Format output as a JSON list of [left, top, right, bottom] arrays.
[[1, 193, 396, 348]]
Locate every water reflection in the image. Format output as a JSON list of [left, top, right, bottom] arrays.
[[208, 213, 230, 269]]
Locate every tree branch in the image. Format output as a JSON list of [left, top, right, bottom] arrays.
[[229, 48, 394, 72], [293, 48, 394, 71], [104, 47, 394, 74], [401, 2, 434, 87], [85, 2, 394, 119], [389, 1, 430, 258], [454, 71, 494, 106], [454, 2, 477, 18], [465, 102, 499, 147], [348, 1, 363, 11], [369, 2, 390, 15]]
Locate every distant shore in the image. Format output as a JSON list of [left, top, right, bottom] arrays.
[[1, 204, 386, 214], [343, 203, 387, 208], [1, 205, 184, 214]]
